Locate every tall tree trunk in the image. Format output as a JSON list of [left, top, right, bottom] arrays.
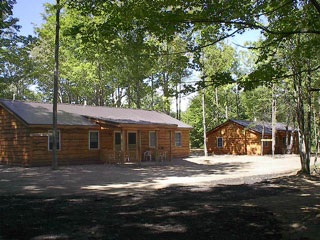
[[289, 115, 296, 153], [215, 87, 219, 105], [261, 123, 265, 155], [112, 90, 115, 107], [305, 60, 313, 172], [225, 88, 228, 119], [318, 96, 320, 154], [52, 0, 60, 170], [236, 84, 240, 119], [127, 85, 131, 108], [179, 83, 182, 120], [97, 62, 104, 106], [201, 49, 208, 156], [272, 84, 277, 158], [215, 87, 219, 122], [314, 111, 317, 148], [162, 72, 170, 114], [161, 43, 171, 115], [151, 74, 154, 110], [285, 112, 291, 153], [176, 83, 179, 119], [58, 89, 63, 103], [136, 79, 141, 109], [294, 67, 310, 174], [202, 89, 207, 157]]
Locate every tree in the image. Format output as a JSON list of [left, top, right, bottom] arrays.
[[52, 0, 61, 170], [0, 0, 37, 100], [248, 32, 320, 174], [183, 41, 238, 148]]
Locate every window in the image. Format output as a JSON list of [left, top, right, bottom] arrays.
[[48, 130, 60, 151], [128, 132, 137, 150], [263, 141, 268, 147], [115, 132, 121, 151], [175, 132, 182, 147], [149, 131, 156, 148], [89, 131, 99, 149], [217, 137, 223, 148]]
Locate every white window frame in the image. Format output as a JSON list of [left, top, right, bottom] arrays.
[[175, 131, 182, 147], [48, 130, 61, 151], [89, 130, 100, 150], [217, 137, 223, 148], [149, 131, 156, 148]]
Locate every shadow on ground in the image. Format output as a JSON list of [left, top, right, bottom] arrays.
[[0, 175, 319, 240], [0, 159, 251, 195]]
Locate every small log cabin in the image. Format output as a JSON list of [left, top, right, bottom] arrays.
[[0, 99, 191, 166], [207, 119, 299, 155]]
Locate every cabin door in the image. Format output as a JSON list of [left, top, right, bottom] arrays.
[[114, 131, 122, 161], [127, 132, 137, 162]]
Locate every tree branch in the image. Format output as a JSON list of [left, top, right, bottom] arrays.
[[271, 65, 320, 81], [310, 0, 320, 15], [180, 19, 320, 35], [148, 28, 242, 57], [254, 0, 292, 18]]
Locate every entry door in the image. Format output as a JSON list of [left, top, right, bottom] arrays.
[[115, 132, 122, 151], [114, 132, 122, 161], [128, 132, 137, 150]]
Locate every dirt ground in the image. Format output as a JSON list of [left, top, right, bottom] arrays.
[[0, 155, 319, 240], [0, 155, 302, 196]]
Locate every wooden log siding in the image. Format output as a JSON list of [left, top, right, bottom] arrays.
[[99, 127, 114, 163], [0, 104, 191, 166], [274, 131, 299, 154], [0, 106, 30, 166], [207, 121, 267, 155], [139, 129, 190, 161], [171, 130, 190, 158], [30, 127, 102, 166], [207, 121, 299, 155], [208, 122, 248, 155]]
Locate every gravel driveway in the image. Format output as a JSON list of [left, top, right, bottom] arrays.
[[0, 155, 301, 196]]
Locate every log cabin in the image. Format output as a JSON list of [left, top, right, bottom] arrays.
[[0, 99, 191, 166], [207, 119, 299, 155]]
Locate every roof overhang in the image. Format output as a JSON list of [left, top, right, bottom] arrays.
[[86, 116, 184, 129], [29, 124, 100, 129]]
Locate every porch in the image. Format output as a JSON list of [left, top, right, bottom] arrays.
[[99, 126, 175, 164]]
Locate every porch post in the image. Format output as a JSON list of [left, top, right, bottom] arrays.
[[121, 129, 125, 163], [155, 130, 159, 161], [138, 130, 141, 162], [169, 130, 172, 161]]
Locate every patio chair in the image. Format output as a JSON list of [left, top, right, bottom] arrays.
[[144, 150, 152, 161], [158, 150, 167, 162]]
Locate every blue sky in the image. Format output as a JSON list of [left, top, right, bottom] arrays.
[[13, 0, 54, 36]]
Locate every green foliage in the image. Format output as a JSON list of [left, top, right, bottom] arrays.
[[183, 83, 244, 148], [29, 4, 192, 113], [241, 86, 272, 121], [0, 0, 37, 100]]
